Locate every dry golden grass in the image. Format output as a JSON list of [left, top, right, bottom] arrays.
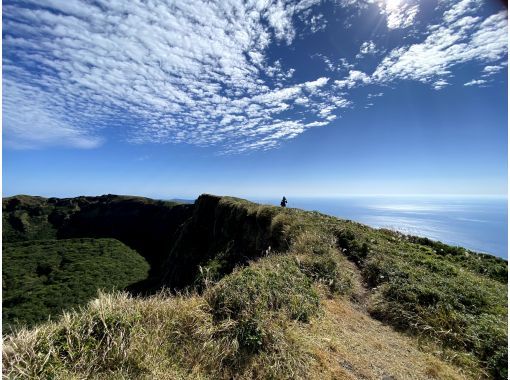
[[2, 287, 313, 379], [4, 286, 477, 380], [296, 296, 473, 380], [4, 286, 485, 380]]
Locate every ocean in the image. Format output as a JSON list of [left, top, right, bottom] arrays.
[[253, 196, 508, 259]]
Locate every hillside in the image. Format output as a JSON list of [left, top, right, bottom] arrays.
[[2, 194, 508, 379]]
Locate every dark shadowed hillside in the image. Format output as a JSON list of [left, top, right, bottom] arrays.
[[3, 194, 193, 271]]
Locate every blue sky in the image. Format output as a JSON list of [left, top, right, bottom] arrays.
[[3, 0, 508, 198]]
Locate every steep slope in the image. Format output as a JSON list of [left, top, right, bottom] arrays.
[[3, 194, 193, 271], [160, 194, 289, 288]]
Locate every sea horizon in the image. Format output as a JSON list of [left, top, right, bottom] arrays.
[[252, 195, 508, 259], [2, 192, 506, 259]]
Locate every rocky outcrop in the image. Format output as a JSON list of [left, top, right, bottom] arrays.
[[160, 194, 288, 289]]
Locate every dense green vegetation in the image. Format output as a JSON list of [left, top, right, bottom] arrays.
[[2, 194, 193, 332], [2, 194, 507, 379], [3, 238, 149, 331], [3, 194, 193, 272], [3, 195, 63, 242]]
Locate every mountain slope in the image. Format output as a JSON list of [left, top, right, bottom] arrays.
[[2, 194, 507, 379]]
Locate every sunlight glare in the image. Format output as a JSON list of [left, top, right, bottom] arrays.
[[384, 0, 403, 11]]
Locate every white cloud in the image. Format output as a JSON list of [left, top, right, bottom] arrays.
[[338, 58, 355, 71], [376, 0, 420, 29], [464, 79, 487, 86], [4, 0, 506, 153], [295, 97, 309, 105], [315, 55, 354, 72], [482, 65, 504, 75], [371, 4, 508, 89], [367, 92, 384, 99], [303, 13, 328, 33], [306, 120, 329, 127], [304, 77, 329, 91], [3, 79, 103, 149], [337, 0, 419, 29], [318, 105, 336, 117], [265, 1, 296, 44], [356, 40, 378, 58], [4, 0, 353, 153], [334, 70, 371, 89], [360, 41, 377, 54], [319, 55, 336, 71], [433, 79, 449, 90], [463, 62, 506, 86], [443, 0, 481, 23], [331, 97, 351, 108]]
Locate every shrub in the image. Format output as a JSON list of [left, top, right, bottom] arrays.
[[206, 257, 320, 324], [205, 257, 320, 353], [297, 254, 352, 294], [466, 314, 508, 379], [365, 247, 507, 378], [334, 228, 369, 264]]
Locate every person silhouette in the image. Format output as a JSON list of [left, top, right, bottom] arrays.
[[280, 196, 288, 208]]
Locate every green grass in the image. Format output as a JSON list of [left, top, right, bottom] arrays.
[[332, 226, 508, 379], [3, 238, 149, 332], [205, 256, 320, 352]]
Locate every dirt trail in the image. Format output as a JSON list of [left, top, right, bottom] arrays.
[[298, 250, 470, 380], [299, 297, 468, 380], [343, 258, 371, 312]]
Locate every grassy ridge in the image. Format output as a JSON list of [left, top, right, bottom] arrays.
[[2, 195, 507, 379], [339, 228, 508, 378], [200, 197, 508, 378], [3, 238, 149, 332], [0, 239, 462, 379]]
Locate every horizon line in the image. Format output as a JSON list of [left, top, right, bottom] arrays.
[[2, 192, 508, 200]]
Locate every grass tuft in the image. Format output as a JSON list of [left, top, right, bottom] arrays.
[[205, 256, 321, 326]]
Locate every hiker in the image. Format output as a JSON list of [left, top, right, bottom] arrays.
[[280, 196, 288, 208]]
